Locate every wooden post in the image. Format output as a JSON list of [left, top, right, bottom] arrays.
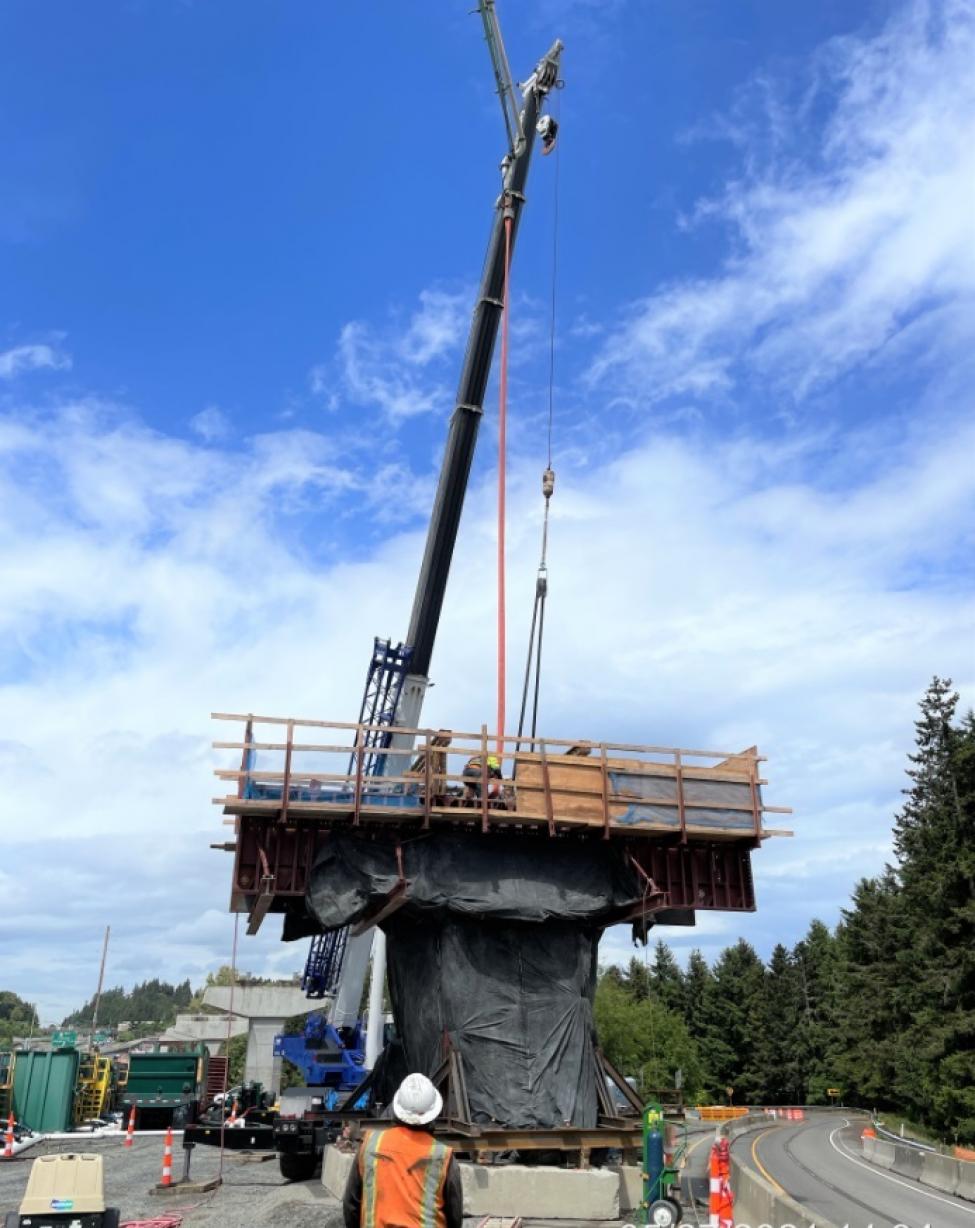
[[353, 725, 364, 827], [423, 732, 432, 829], [237, 718, 253, 800], [599, 743, 610, 839], [675, 750, 687, 844], [748, 749, 762, 838], [480, 725, 490, 833], [539, 739, 555, 836], [280, 719, 294, 825]]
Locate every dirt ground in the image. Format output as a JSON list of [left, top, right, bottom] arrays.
[[0, 1135, 344, 1228]]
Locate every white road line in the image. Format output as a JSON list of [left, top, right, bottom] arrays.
[[827, 1120, 975, 1217]]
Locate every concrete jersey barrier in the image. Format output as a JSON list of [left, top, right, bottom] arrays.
[[730, 1148, 842, 1228], [957, 1157, 975, 1203], [860, 1126, 975, 1204], [890, 1141, 924, 1181], [871, 1139, 897, 1169], [920, 1149, 960, 1196]]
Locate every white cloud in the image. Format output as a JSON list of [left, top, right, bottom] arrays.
[[2, 394, 972, 1019], [0, 343, 71, 379], [589, 0, 975, 407], [321, 287, 469, 422], [190, 404, 230, 442]]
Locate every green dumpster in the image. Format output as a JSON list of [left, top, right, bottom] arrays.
[[13, 1048, 80, 1133]]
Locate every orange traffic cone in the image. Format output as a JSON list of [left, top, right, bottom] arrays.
[[2, 1113, 14, 1159], [160, 1126, 173, 1187], [123, 1106, 136, 1148]]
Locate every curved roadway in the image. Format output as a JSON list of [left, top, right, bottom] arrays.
[[733, 1115, 975, 1228]]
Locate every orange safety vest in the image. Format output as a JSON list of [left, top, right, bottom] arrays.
[[358, 1125, 453, 1228]]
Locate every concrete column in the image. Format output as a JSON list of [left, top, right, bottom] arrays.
[[332, 933, 373, 1028], [246, 1018, 285, 1095], [365, 930, 386, 1068]]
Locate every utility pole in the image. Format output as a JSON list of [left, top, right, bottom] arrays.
[[90, 925, 111, 1049]]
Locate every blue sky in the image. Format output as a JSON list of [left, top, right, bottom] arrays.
[[1, 0, 973, 1022]]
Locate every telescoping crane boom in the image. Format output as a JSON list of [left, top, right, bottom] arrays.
[[314, 7, 563, 1060]]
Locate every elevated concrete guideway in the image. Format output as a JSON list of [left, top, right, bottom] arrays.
[[160, 1012, 247, 1055], [203, 984, 322, 1095]]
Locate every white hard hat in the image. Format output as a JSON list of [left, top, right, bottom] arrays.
[[392, 1073, 442, 1126]]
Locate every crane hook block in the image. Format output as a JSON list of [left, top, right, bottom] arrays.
[[536, 114, 559, 155], [542, 467, 555, 499]]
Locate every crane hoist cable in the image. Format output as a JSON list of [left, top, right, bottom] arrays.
[[516, 91, 561, 750]]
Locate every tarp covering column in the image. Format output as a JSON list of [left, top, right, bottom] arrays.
[[385, 916, 601, 1127], [302, 831, 642, 1128]]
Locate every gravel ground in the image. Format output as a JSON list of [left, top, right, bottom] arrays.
[[0, 1135, 343, 1228]]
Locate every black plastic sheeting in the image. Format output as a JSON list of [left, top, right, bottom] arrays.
[[304, 830, 641, 928], [300, 831, 644, 1127]]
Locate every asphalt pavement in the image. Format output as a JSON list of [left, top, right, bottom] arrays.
[[733, 1115, 975, 1228]]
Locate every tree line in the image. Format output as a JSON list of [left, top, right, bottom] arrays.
[[594, 677, 975, 1144]]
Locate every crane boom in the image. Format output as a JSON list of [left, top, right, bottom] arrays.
[[404, 36, 562, 686]]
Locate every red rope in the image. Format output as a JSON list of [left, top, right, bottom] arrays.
[[218, 911, 240, 1181], [497, 212, 512, 760]]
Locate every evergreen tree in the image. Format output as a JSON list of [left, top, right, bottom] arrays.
[[699, 940, 767, 1102], [64, 978, 194, 1029], [683, 950, 713, 1040], [623, 956, 652, 1002], [649, 941, 685, 1015], [892, 680, 975, 1139], [757, 944, 803, 1104], [792, 920, 842, 1103], [0, 992, 39, 1047], [832, 871, 908, 1110]]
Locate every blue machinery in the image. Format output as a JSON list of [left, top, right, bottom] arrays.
[[302, 929, 349, 1000], [300, 637, 413, 999], [273, 1015, 367, 1108]]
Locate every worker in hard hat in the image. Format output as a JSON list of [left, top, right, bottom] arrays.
[[462, 753, 504, 803], [343, 1073, 462, 1228]]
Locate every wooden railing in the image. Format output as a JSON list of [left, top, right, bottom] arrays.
[[212, 713, 791, 841]]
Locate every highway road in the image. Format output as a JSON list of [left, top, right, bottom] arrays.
[[733, 1115, 975, 1228]]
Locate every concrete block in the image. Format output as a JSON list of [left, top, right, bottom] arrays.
[[956, 1157, 975, 1203], [613, 1164, 643, 1213], [459, 1162, 619, 1220], [920, 1151, 959, 1196], [890, 1143, 923, 1181], [322, 1145, 355, 1199], [872, 1139, 897, 1169], [861, 1136, 877, 1161]]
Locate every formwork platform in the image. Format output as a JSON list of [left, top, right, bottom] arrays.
[[211, 714, 790, 935]]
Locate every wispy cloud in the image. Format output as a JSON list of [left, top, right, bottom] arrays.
[[0, 343, 72, 379], [588, 0, 975, 411], [189, 404, 230, 442], [313, 287, 469, 422]]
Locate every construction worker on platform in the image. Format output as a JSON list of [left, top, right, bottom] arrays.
[[343, 1073, 463, 1228], [462, 753, 503, 803]]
